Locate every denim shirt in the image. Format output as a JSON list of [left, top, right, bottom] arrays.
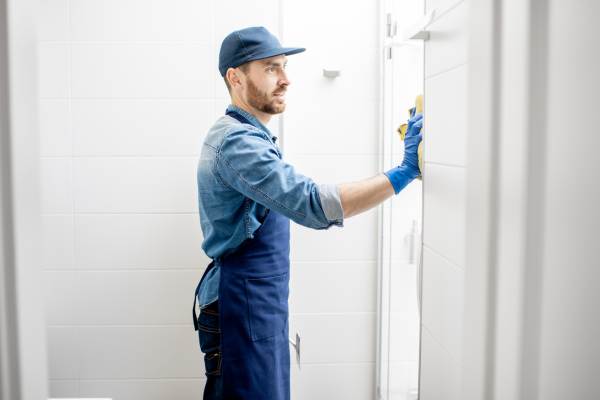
[[196, 105, 344, 307]]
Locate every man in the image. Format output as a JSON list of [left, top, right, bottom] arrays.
[[193, 26, 423, 400]]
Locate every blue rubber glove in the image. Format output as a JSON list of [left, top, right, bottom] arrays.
[[384, 112, 423, 194]]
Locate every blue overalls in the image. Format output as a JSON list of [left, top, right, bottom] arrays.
[[193, 109, 291, 400]]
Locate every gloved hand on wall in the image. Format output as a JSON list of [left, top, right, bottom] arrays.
[[384, 112, 423, 194]]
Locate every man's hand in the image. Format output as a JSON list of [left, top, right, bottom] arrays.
[[384, 113, 423, 194]]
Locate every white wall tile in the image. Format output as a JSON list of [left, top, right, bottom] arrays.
[[75, 214, 208, 269], [214, 0, 279, 46], [422, 246, 464, 360], [285, 156, 379, 267], [214, 67, 228, 99], [284, 0, 377, 49], [48, 380, 79, 398], [77, 270, 204, 325], [424, 64, 467, 166], [278, 0, 380, 157], [40, 99, 72, 157], [37, 0, 69, 41], [283, 94, 379, 155], [44, 270, 80, 325], [290, 211, 377, 262], [284, 154, 378, 183], [42, 215, 74, 268], [424, 1, 467, 78], [78, 326, 202, 379], [289, 261, 376, 314], [291, 363, 375, 400], [284, 46, 380, 104], [39, 1, 383, 396], [41, 158, 73, 214], [289, 313, 376, 364], [46, 327, 80, 379], [70, 44, 214, 98], [70, 0, 213, 43], [72, 99, 212, 156], [213, 97, 230, 119], [38, 43, 69, 98], [78, 379, 204, 400], [419, 328, 461, 400], [422, 164, 466, 267], [73, 157, 197, 213]]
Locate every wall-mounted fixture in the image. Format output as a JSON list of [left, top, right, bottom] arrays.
[[404, 9, 436, 41], [323, 69, 341, 78]]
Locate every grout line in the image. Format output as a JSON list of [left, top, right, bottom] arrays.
[[42, 212, 198, 215], [289, 259, 378, 264], [50, 377, 206, 382], [40, 40, 213, 45], [40, 97, 217, 100], [49, 376, 206, 382], [290, 311, 376, 317], [44, 268, 204, 272], [291, 260, 377, 265], [41, 155, 199, 159], [292, 362, 377, 367], [65, 1, 82, 393], [49, 324, 195, 328]]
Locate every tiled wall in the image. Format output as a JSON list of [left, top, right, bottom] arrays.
[[39, 0, 380, 398], [419, 1, 467, 399], [282, 1, 380, 398], [39, 0, 274, 398]]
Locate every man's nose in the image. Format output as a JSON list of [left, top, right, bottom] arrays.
[[279, 70, 290, 87]]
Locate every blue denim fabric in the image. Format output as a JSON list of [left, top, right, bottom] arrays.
[[197, 105, 344, 306], [196, 300, 223, 399]]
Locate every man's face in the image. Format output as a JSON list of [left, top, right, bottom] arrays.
[[239, 55, 289, 115]]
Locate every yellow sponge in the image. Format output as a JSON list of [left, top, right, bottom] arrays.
[[396, 95, 424, 177]]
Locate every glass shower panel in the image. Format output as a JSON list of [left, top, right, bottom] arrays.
[[377, 1, 424, 399]]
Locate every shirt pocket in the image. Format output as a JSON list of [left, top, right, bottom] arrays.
[[244, 272, 289, 341]]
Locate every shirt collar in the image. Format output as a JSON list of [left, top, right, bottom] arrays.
[[226, 104, 278, 142]]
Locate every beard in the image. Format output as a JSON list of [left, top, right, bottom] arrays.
[[246, 78, 287, 115]]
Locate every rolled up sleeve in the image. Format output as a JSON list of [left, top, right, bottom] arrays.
[[317, 183, 344, 225], [215, 129, 343, 229]]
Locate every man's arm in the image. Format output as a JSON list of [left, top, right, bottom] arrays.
[[338, 174, 395, 219], [340, 112, 424, 219]]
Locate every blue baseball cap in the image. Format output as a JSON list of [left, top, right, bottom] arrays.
[[218, 26, 305, 77]]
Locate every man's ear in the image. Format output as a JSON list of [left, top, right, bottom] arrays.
[[226, 68, 242, 89]]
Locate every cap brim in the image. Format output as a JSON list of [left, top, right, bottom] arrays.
[[247, 47, 306, 63]]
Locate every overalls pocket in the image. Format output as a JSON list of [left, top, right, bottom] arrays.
[[244, 272, 289, 341]]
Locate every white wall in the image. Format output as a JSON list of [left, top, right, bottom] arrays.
[[39, 0, 381, 398], [419, 1, 468, 399], [282, 1, 380, 398]]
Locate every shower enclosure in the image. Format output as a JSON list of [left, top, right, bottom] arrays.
[[376, 1, 425, 399]]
